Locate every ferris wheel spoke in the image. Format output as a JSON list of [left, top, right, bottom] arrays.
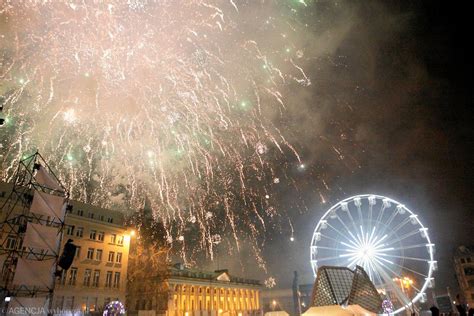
[[346, 256, 360, 269], [368, 226, 377, 245], [380, 257, 428, 278], [326, 222, 361, 246], [374, 261, 412, 307], [368, 201, 373, 229], [378, 209, 400, 237], [336, 215, 361, 245], [386, 243, 431, 252], [320, 233, 344, 244], [374, 257, 405, 282], [373, 267, 384, 288], [383, 229, 423, 247], [317, 255, 345, 263], [375, 203, 387, 226], [344, 208, 360, 240], [410, 283, 421, 293], [379, 253, 431, 263], [340, 241, 361, 251], [356, 203, 363, 225], [316, 245, 345, 251], [385, 216, 412, 238]]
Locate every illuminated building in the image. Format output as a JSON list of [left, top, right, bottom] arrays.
[[127, 263, 262, 316], [454, 245, 474, 306], [0, 181, 133, 314]]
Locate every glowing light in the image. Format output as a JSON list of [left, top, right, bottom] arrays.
[[63, 109, 77, 124], [130, 230, 136, 237]]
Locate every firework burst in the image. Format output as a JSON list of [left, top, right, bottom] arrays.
[[0, 1, 317, 266]]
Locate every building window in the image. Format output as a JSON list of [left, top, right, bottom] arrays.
[[54, 296, 64, 310], [6, 236, 16, 250], [77, 209, 84, 216], [76, 227, 83, 238], [116, 252, 122, 264], [110, 234, 116, 244], [107, 217, 113, 223], [105, 271, 113, 287], [68, 268, 78, 285], [117, 235, 124, 245], [113, 272, 121, 288], [93, 270, 100, 287], [89, 230, 97, 240], [83, 269, 91, 286], [98, 231, 105, 242], [88, 212, 94, 219], [60, 270, 67, 285], [75, 246, 81, 259], [65, 225, 74, 235], [108, 251, 115, 263], [96, 249, 103, 261], [465, 267, 474, 276], [87, 248, 94, 260], [99, 215, 105, 221]]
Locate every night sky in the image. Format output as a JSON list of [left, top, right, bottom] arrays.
[[213, 0, 473, 293], [1, 0, 472, 298]]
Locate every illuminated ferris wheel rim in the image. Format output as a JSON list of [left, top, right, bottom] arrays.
[[310, 194, 436, 315]]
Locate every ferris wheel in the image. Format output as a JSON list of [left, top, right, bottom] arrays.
[[310, 194, 437, 314]]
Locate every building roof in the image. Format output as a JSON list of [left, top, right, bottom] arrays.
[[455, 245, 474, 257], [1, 181, 126, 227], [167, 263, 261, 287]]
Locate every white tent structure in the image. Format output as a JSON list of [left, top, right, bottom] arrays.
[[264, 311, 290, 316], [303, 305, 377, 316]]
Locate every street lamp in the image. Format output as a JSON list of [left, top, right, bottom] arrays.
[[272, 300, 277, 311], [393, 277, 414, 291]]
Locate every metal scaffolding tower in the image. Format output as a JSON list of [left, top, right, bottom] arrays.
[[0, 151, 69, 315]]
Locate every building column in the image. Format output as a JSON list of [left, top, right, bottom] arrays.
[[223, 288, 227, 312]]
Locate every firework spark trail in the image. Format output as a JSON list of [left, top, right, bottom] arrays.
[[0, 1, 320, 266]]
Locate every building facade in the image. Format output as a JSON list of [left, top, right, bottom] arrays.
[[454, 245, 474, 307], [0, 182, 133, 315], [127, 263, 262, 316]]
